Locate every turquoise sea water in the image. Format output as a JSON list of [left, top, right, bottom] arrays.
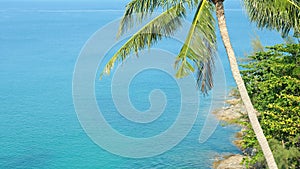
[[0, 0, 283, 168]]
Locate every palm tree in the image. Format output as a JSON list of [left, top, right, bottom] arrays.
[[100, 0, 300, 168]]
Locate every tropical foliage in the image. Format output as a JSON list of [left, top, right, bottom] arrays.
[[243, 0, 300, 37], [241, 43, 300, 168], [103, 0, 216, 93]]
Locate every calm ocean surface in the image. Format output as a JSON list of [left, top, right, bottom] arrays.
[[0, 0, 283, 168]]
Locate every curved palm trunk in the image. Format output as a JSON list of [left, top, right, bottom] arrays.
[[214, 1, 278, 168]]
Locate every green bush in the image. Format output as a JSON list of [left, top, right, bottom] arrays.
[[241, 44, 300, 168]]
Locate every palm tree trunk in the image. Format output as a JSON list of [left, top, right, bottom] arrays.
[[214, 1, 278, 168]]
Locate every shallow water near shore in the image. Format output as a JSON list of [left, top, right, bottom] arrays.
[[0, 0, 283, 168]]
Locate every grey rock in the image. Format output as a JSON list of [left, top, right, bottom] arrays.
[[214, 155, 246, 169]]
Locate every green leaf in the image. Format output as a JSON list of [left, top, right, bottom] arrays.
[[118, 0, 199, 37], [175, 0, 216, 93], [102, 3, 187, 76], [243, 0, 300, 37]]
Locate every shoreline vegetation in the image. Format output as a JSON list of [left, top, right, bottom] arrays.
[[213, 43, 300, 168]]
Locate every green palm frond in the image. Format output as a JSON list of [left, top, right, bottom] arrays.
[[175, 0, 216, 93], [118, 0, 199, 37], [102, 4, 186, 76], [244, 0, 300, 37], [287, 0, 300, 9]]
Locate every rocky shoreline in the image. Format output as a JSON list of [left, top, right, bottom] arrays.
[[213, 154, 245, 169], [212, 92, 247, 169]]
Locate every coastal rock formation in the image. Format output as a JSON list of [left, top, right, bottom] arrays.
[[213, 155, 246, 169], [213, 97, 247, 169], [213, 98, 246, 122]]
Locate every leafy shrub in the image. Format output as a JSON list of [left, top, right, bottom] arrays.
[[241, 44, 300, 168]]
